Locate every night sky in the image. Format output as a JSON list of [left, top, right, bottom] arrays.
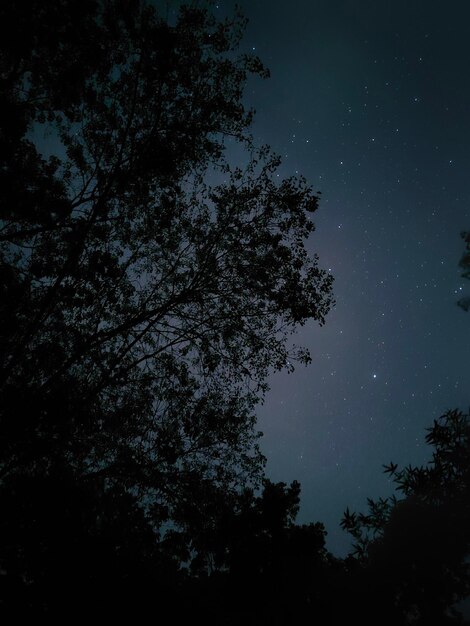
[[216, 0, 470, 556]]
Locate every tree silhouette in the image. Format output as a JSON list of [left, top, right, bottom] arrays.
[[0, 0, 333, 611], [0, 0, 333, 508], [341, 409, 470, 625], [167, 479, 336, 625]]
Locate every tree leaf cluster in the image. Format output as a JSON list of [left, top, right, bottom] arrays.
[[0, 0, 333, 522]]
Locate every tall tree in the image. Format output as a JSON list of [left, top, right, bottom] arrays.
[[0, 0, 333, 531], [165, 479, 335, 625], [341, 409, 470, 625]]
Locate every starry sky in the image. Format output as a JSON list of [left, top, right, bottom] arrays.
[[215, 0, 470, 556]]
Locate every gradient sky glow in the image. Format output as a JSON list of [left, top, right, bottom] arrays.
[[217, 0, 470, 555]]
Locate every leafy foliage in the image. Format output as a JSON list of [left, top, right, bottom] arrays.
[[0, 0, 336, 614], [168, 479, 335, 624], [0, 0, 333, 525], [341, 409, 470, 624]]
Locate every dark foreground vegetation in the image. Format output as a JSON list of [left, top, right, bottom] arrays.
[[0, 1, 468, 622]]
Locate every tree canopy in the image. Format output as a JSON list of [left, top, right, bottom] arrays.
[[0, 0, 333, 513], [341, 409, 470, 625]]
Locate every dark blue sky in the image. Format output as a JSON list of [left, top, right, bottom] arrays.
[[217, 0, 470, 555]]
